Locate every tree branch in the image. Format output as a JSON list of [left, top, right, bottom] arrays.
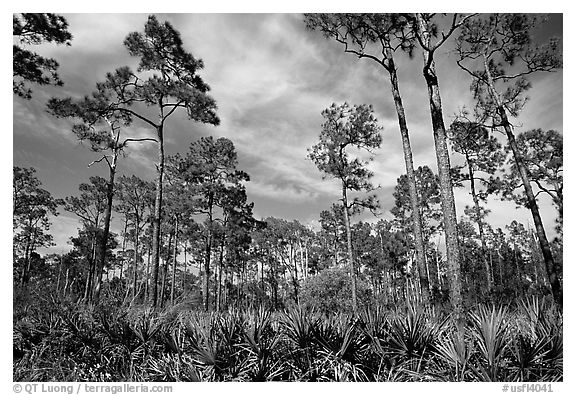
[[122, 137, 158, 145], [88, 155, 112, 169], [116, 107, 157, 129]]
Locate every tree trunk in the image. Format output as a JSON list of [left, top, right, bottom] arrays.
[[260, 257, 265, 303], [151, 124, 165, 308], [298, 238, 305, 280], [20, 225, 33, 285], [292, 244, 299, 303], [513, 243, 521, 298], [269, 252, 278, 309], [386, 49, 431, 305], [132, 217, 140, 300], [424, 253, 432, 294], [182, 241, 187, 289], [378, 231, 390, 305], [119, 216, 128, 282], [497, 248, 503, 287], [93, 155, 117, 303], [529, 229, 548, 288], [203, 228, 212, 311], [56, 255, 62, 295], [465, 152, 493, 292], [63, 267, 70, 297], [506, 119, 560, 303], [216, 243, 225, 312], [145, 243, 151, 303], [483, 56, 561, 306], [84, 236, 97, 303], [435, 237, 443, 288], [170, 216, 179, 305], [160, 231, 172, 308], [341, 185, 357, 312], [304, 244, 309, 279], [416, 13, 463, 316]]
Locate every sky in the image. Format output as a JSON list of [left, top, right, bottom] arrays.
[[11, 13, 563, 255]]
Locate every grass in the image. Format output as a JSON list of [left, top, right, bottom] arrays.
[[13, 294, 563, 382]]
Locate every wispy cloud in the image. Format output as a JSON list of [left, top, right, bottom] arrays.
[[13, 13, 562, 247]]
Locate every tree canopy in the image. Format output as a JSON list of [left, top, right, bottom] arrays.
[[13, 13, 72, 99]]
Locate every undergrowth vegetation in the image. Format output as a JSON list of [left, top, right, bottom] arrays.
[[14, 293, 562, 382]]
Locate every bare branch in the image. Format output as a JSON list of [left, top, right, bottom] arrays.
[[88, 155, 112, 169], [122, 137, 158, 145]]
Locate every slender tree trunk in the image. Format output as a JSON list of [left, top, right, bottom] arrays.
[[56, 255, 62, 295], [26, 230, 38, 284], [341, 185, 357, 312], [132, 217, 140, 300], [160, 232, 172, 308], [530, 230, 549, 288], [93, 155, 117, 303], [63, 267, 70, 297], [465, 153, 493, 292], [333, 229, 339, 266], [386, 49, 431, 304], [304, 244, 309, 279], [435, 238, 443, 288], [260, 257, 265, 303], [298, 238, 305, 280], [483, 57, 561, 306], [216, 243, 225, 312], [20, 226, 33, 285], [223, 270, 228, 308], [159, 258, 167, 308], [151, 124, 165, 308], [213, 253, 218, 308], [269, 253, 278, 309], [182, 241, 187, 289], [145, 243, 151, 303], [512, 244, 519, 298], [506, 118, 561, 303], [198, 250, 203, 303], [203, 225, 213, 311], [488, 248, 494, 285], [119, 216, 129, 283], [170, 216, 179, 305], [378, 232, 390, 305], [416, 14, 463, 316], [241, 261, 247, 306], [84, 237, 97, 302], [424, 254, 432, 294], [497, 248, 503, 287], [292, 244, 299, 303]]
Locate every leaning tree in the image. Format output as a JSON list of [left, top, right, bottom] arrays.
[[455, 13, 563, 306]]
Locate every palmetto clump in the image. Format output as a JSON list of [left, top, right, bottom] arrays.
[[13, 295, 562, 382]]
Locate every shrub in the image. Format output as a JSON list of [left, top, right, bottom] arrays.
[[299, 268, 372, 313], [13, 290, 563, 382]]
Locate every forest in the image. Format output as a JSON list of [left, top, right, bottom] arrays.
[[13, 13, 563, 382]]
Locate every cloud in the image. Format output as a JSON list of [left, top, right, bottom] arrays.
[[246, 180, 320, 203], [13, 98, 79, 145], [517, 73, 563, 132], [36, 214, 81, 255], [13, 13, 562, 253]]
